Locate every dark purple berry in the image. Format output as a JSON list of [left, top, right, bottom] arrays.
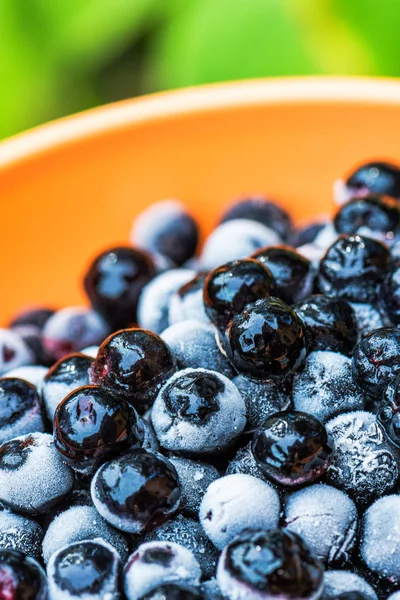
[[90, 328, 176, 412], [217, 528, 324, 600], [336, 594, 371, 600], [0, 377, 44, 444], [294, 221, 327, 247], [334, 195, 400, 242], [318, 235, 390, 303], [294, 294, 358, 355], [345, 161, 400, 199], [251, 410, 334, 486], [220, 196, 293, 242], [53, 385, 144, 474], [0, 549, 47, 600], [83, 246, 156, 329], [252, 245, 314, 304], [203, 259, 276, 331], [91, 449, 181, 533], [10, 308, 54, 367], [137, 583, 203, 600], [378, 375, 400, 447], [10, 308, 54, 330], [380, 260, 400, 324], [352, 327, 400, 400], [225, 297, 308, 381]]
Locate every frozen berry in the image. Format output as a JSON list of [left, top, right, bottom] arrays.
[[349, 301, 390, 339], [380, 260, 400, 325], [151, 368, 246, 455], [294, 295, 358, 355], [378, 375, 400, 447], [47, 539, 120, 600], [201, 580, 223, 600], [137, 583, 203, 600], [0, 549, 47, 600], [42, 353, 92, 420], [292, 351, 365, 423], [217, 528, 324, 600], [334, 195, 400, 243], [203, 259, 276, 331], [200, 219, 281, 270], [344, 160, 400, 200], [225, 297, 308, 381], [138, 269, 196, 334], [42, 307, 109, 362], [3, 366, 48, 393], [83, 246, 156, 329], [360, 495, 400, 584], [124, 541, 201, 600], [42, 505, 129, 563], [325, 411, 398, 505], [318, 235, 390, 303], [0, 432, 74, 514], [53, 385, 144, 475], [199, 474, 280, 550], [161, 321, 234, 378], [0, 329, 33, 376], [252, 245, 315, 304], [90, 329, 176, 412], [0, 377, 44, 444], [142, 514, 219, 581], [352, 327, 400, 400], [252, 410, 334, 487], [322, 571, 377, 600], [284, 484, 357, 567], [226, 442, 268, 482], [168, 456, 219, 518], [220, 196, 293, 242], [232, 374, 291, 431], [294, 219, 328, 247], [0, 509, 43, 560], [91, 449, 181, 534], [169, 273, 209, 326], [131, 200, 199, 266], [10, 307, 54, 330]]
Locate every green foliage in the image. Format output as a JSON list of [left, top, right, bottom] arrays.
[[0, 0, 397, 140]]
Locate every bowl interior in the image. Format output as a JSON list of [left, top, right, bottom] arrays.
[[1, 77, 400, 323]]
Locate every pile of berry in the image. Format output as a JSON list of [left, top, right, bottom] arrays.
[[3, 161, 400, 599]]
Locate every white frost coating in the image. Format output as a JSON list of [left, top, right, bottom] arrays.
[[0, 432, 74, 515], [292, 351, 364, 423], [0, 329, 34, 376], [349, 302, 389, 339], [161, 321, 233, 377], [47, 539, 120, 600], [131, 199, 187, 245], [333, 178, 352, 206], [2, 365, 48, 391], [124, 541, 201, 600], [296, 243, 326, 266], [138, 269, 196, 334], [322, 570, 377, 600], [313, 222, 338, 250], [42, 370, 90, 421], [80, 346, 99, 358], [200, 474, 280, 550], [233, 375, 290, 430], [168, 286, 209, 326], [0, 509, 43, 559], [0, 387, 44, 445], [42, 505, 129, 563], [326, 411, 399, 504], [168, 456, 219, 517], [43, 307, 110, 354], [361, 495, 400, 581], [200, 219, 281, 270], [285, 484, 357, 565], [388, 594, 400, 600], [151, 368, 246, 454], [226, 443, 267, 481]]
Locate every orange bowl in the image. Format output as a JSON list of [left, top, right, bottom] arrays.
[[1, 76, 400, 324]]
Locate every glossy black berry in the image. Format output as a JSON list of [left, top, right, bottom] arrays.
[[225, 297, 308, 380], [251, 410, 334, 486], [252, 244, 314, 304], [0, 549, 47, 600], [220, 196, 293, 241], [203, 259, 277, 331], [377, 375, 400, 448], [334, 195, 400, 242], [294, 294, 358, 355], [352, 327, 400, 400], [0, 377, 44, 444], [83, 246, 156, 329], [90, 328, 176, 412], [138, 583, 203, 600], [380, 260, 400, 324], [345, 161, 400, 199], [318, 235, 390, 303], [91, 448, 181, 533], [218, 528, 324, 600], [53, 385, 144, 474]]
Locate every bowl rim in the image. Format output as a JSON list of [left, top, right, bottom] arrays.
[[2, 75, 400, 173]]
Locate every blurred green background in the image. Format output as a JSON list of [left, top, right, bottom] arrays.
[[1, 0, 397, 140]]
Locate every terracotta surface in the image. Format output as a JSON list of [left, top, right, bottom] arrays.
[[1, 76, 400, 323]]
